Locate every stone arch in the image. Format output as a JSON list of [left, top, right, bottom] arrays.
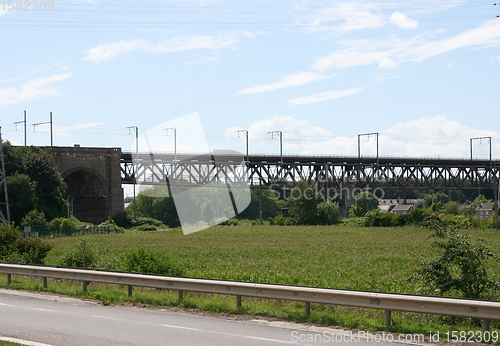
[[63, 168, 108, 224]]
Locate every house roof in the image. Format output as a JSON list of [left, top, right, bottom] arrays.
[[392, 204, 413, 211], [476, 202, 493, 211]]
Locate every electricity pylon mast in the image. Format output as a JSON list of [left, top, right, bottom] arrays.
[[0, 127, 10, 224]]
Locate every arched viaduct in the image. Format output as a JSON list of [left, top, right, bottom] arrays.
[[51, 146, 124, 224]]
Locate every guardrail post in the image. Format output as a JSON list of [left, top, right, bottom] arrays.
[[483, 319, 490, 333], [236, 295, 242, 308], [127, 285, 133, 297], [305, 302, 310, 316], [83, 281, 89, 293], [7, 274, 11, 285], [178, 290, 183, 302], [385, 310, 392, 326], [43, 277, 47, 288]]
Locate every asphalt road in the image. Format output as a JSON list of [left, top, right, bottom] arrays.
[[0, 289, 416, 346]]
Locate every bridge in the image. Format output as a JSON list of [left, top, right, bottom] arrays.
[[48, 146, 499, 223], [120, 152, 499, 190]]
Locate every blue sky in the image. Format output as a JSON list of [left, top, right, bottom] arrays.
[[1, 0, 499, 160]]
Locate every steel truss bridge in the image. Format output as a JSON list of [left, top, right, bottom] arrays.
[[120, 152, 499, 190]]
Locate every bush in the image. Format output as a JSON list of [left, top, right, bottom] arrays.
[[131, 224, 157, 232], [442, 201, 460, 215], [50, 216, 85, 227], [0, 224, 52, 264], [315, 201, 341, 225], [58, 238, 114, 269], [409, 208, 432, 225], [340, 217, 367, 227], [365, 209, 397, 227], [413, 214, 500, 299], [113, 211, 134, 228], [98, 216, 124, 233], [119, 248, 184, 276], [21, 209, 47, 227], [267, 215, 297, 226], [132, 217, 164, 228]]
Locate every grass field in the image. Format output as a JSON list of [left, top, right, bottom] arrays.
[[3, 225, 500, 335], [44, 225, 500, 295]]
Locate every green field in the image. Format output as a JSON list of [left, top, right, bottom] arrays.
[[4, 225, 500, 335], [43, 225, 500, 295]]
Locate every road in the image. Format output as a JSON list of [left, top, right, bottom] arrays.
[[0, 289, 419, 346]]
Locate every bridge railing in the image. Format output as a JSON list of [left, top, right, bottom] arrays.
[[0, 263, 497, 333]]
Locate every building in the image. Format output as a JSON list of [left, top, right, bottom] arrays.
[[476, 202, 494, 220], [391, 204, 413, 215]]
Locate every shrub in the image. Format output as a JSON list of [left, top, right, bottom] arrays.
[[119, 248, 184, 276], [113, 211, 134, 228], [315, 201, 341, 225], [50, 216, 84, 227], [365, 209, 396, 227], [98, 215, 124, 233], [0, 224, 52, 264], [409, 208, 432, 225], [59, 239, 98, 269], [132, 217, 164, 228], [267, 215, 297, 226], [131, 224, 157, 232], [413, 214, 500, 299], [340, 217, 367, 227], [442, 201, 460, 215], [21, 209, 47, 227]]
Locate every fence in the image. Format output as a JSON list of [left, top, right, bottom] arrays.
[[23, 225, 113, 239], [0, 263, 498, 333]]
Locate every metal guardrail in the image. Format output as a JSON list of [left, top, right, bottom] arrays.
[[0, 264, 497, 332]]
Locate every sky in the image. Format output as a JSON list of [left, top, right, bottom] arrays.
[[1, 0, 500, 162]]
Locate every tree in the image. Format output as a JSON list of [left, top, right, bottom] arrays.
[[353, 191, 379, 216], [3, 142, 66, 223], [6, 173, 37, 225], [316, 201, 340, 225], [21, 210, 47, 227], [237, 189, 281, 220], [413, 214, 500, 299], [442, 201, 459, 215], [132, 186, 180, 228], [288, 180, 323, 222]]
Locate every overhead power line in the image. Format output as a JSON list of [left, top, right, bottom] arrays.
[[0, 15, 493, 29]]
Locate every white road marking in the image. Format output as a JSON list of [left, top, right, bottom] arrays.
[[0, 336, 54, 346]]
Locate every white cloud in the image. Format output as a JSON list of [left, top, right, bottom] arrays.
[[287, 86, 364, 106], [497, 55, 500, 62], [184, 57, 220, 65], [312, 19, 500, 71], [378, 58, 398, 69], [0, 73, 72, 107], [225, 114, 332, 144], [313, 43, 393, 70], [304, 5, 386, 33], [83, 35, 239, 62], [54, 123, 107, 137], [375, 74, 400, 82], [226, 115, 500, 158], [390, 12, 418, 29], [447, 62, 455, 69], [83, 40, 146, 62], [236, 72, 335, 95]]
